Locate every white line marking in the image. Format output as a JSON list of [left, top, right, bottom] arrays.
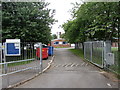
[[62, 64, 67, 67], [75, 64, 79, 67], [85, 63, 88, 66], [107, 83, 112, 87], [65, 63, 72, 67], [81, 62, 85, 66], [65, 64, 70, 67], [71, 63, 76, 67]]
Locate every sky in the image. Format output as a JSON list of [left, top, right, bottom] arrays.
[[45, 0, 81, 35]]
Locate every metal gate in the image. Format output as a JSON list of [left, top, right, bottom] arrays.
[[0, 42, 43, 88], [84, 41, 111, 68]]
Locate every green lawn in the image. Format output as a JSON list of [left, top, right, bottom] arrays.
[[5, 49, 36, 67], [69, 49, 84, 59], [55, 47, 70, 48], [8, 60, 34, 67], [111, 47, 120, 74]]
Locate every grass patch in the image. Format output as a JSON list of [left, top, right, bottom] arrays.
[[112, 47, 118, 51], [55, 47, 70, 48], [69, 49, 84, 59], [8, 60, 33, 67]]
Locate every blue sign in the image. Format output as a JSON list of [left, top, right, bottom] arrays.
[[7, 43, 19, 54], [5, 42, 20, 56]]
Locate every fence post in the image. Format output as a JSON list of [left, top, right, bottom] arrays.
[[90, 42, 93, 62], [84, 42, 86, 59], [39, 43, 42, 73], [102, 41, 104, 68], [3, 42, 9, 87], [103, 41, 111, 68]]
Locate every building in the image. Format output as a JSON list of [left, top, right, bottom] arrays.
[[51, 38, 70, 48]]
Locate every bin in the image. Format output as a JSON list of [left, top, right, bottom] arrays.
[[48, 46, 54, 56], [36, 48, 48, 59]]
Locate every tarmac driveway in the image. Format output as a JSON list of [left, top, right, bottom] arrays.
[[16, 48, 119, 88]]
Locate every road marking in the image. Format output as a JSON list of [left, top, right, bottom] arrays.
[[65, 63, 72, 67], [75, 64, 80, 67], [62, 64, 67, 67], [81, 62, 85, 66], [85, 63, 88, 66], [107, 83, 112, 87], [71, 63, 76, 67]]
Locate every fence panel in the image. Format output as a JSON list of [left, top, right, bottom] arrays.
[[84, 41, 104, 68], [0, 42, 45, 88], [84, 41, 119, 75], [107, 47, 119, 75], [84, 42, 92, 62], [92, 41, 104, 67]]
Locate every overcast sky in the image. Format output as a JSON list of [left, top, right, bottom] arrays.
[[45, 0, 81, 35]]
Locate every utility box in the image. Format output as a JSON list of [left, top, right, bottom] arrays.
[[5, 39, 21, 56], [106, 53, 114, 65]]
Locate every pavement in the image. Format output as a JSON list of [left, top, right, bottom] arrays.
[[2, 56, 53, 88], [15, 48, 119, 88]]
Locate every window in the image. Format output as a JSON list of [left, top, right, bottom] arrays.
[[63, 42, 67, 44], [54, 42, 59, 45]]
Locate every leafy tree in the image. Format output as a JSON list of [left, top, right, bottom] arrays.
[[60, 33, 65, 39], [62, 2, 119, 50], [2, 2, 55, 44], [51, 34, 57, 39]]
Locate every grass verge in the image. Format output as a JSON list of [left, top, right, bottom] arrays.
[[69, 49, 84, 59], [8, 60, 33, 67]]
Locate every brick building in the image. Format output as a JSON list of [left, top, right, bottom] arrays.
[[51, 38, 70, 48]]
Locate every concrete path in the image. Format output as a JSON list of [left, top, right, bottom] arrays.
[[2, 56, 52, 88], [16, 48, 119, 88]]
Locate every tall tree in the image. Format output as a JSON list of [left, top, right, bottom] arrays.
[[2, 2, 55, 44], [62, 2, 119, 44], [51, 34, 57, 39]]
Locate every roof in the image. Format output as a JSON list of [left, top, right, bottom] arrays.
[[51, 38, 65, 41]]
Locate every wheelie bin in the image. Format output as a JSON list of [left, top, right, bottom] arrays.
[[48, 46, 54, 56], [36, 45, 48, 59]]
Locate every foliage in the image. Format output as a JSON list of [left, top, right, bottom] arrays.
[[60, 33, 65, 39], [51, 34, 57, 39], [2, 2, 55, 44], [62, 2, 119, 44]]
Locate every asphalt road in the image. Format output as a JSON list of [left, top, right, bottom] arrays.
[[16, 48, 119, 88]]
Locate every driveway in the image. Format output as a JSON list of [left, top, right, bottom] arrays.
[[16, 48, 119, 88]]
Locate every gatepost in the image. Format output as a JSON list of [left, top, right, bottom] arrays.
[[39, 43, 43, 73]]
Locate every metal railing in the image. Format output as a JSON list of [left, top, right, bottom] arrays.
[[84, 41, 119, 75], [0, 42, 43, 88], [84, 41, 104, 68]]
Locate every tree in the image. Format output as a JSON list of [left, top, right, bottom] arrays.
[[62, 2, 119, 44], [51, 34, 57, 39], [2, 2, 55, 44], [60, 33, 65, 39]]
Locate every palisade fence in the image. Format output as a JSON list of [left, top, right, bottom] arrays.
[[84, 41, 119, 75], [0, 42, 44, 88]]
